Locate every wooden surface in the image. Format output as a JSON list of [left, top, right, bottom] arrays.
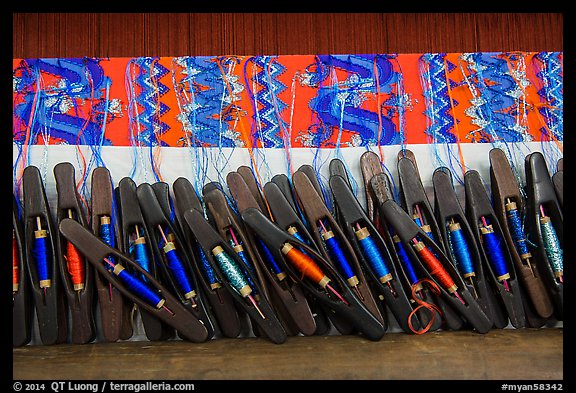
[[13, 13, 563, 58], [13, 329, 562, 380]]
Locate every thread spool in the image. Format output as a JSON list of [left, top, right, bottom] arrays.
[[33, 217, 51, 289], [99, 216, 115, 270], [163, 240, 197, 301], [112, 264, 165, 309], [321, 228, 359, 287], [392, 234, 422, 292], [448, 222, 475, 279], [13, 229, 19, 294], [257, 238, 287, 281], [479, 218, 511, 286], [505, 200, 533, 262], [131, 235, 152, 282], [212, 246, 252, 297], [355, 226, 392, 284], [198, 246, 222, 290], [539, 207, 563, 282], [212, 245, 265, 319], [281, 243, 347, 305], [231, 243, 257, 292], [412, 240, 464, 305]]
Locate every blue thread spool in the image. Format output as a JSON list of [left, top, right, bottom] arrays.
[[287, 226, 307, 244], [197, 246, 221, 290], [393, 234, 422, 291], [257, 238, 287, 281], [480, 220, 511, 285], [231, 243, 257, 290], [355, 226, 392, 284], [505, 200, 534, 273], [163, 240, 197, 300], [322, 229, 359, 287], [539, 212, 563, 281], [130, 236, 152, 282], [99, 216, 115, 271], [413, 212, 437, 244], [448, 221, 476, 279], [113, 264, 165, 309], [212, 245, 265, 318], [212, 246, 253, 297], [33, 217, 51, 288]]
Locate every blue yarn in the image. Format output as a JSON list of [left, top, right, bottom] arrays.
[[116, 267, 164, 308], [130, 241, 152, 282], [257, 238, 284, 276], [449, 225, 475, 276], [99, 221, 115, 271], [357, 233, 391, 280], [197, 246, 219, 287], [234, 248, 257, 292], [506, 207, 530, 256], [33, 235, 51, 283], [482, 229, 509, 279], [164, 247, 195, 297], [394, 237, 419, 285], [323, 234, 355, 280]]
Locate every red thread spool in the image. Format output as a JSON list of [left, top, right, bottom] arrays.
[[13, 231, 19, 293], [282, 243, 330, 288], [413, 240, 458, 293], [66, 241, 86, 291]]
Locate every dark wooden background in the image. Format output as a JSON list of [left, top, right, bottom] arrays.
[[13, 13, 563, 59]]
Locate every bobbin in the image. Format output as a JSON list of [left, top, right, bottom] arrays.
[[59, 218, 210, 343], [226, 170, 317, 337], [116, 177, 174, 341], [241, 207, 387, 341], [376, 196, 493, 334], [524, 152, 563, 320], [22, 165, 68, 345], [292, 169, 386, 331], [464, 169, 527, 328], [262, 180, 332, 335], [396, 150, 466, 331], [432, 167, 507, 329], [370, 172, 444, 333], [13, 194, 32, 347], [172, 177, 243, 339], [184, 209, 288, 344], [90, 167, 133, 342], [330, 173, 418, 333], [489, 148, 554, 325], [53, 162, 96, 344], [136, 182, 215, 339]]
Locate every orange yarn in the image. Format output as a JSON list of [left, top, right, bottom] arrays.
[[66, 241, 85, 291], [13, 233, 20, 292], [414, 241, 457, 293], [283, 245, 327, 285]]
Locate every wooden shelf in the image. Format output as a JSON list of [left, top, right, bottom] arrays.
[[13, 328, 562, 380]]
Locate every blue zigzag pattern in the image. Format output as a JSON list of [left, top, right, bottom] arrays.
[[252, 56, 288, 148], [534, 52, 563, 141], [420, 53, 457, 144], [133, 58, 171, 146]]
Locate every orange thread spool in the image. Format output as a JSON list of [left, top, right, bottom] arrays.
[[413, 240, 458, 293], [13, 230, 19, 293], [66, 241, 85, 291], [281, 243, 330, 288]]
